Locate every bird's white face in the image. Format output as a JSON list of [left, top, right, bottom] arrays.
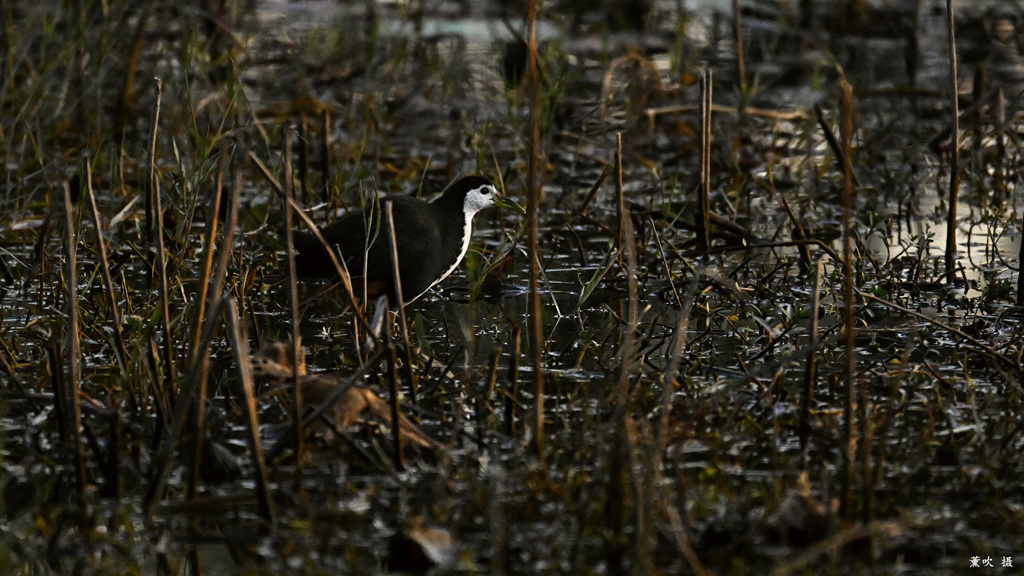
[[463, 184, 499, 215]]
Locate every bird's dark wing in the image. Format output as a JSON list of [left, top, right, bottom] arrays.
[[293, 204, 382, 277], [361, 197, 447, 298]]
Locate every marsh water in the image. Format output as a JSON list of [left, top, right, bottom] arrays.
[[2, 0, 1024, 574]]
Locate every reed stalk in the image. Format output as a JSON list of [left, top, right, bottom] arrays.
[[189, 148, 225, 358], [225, 297, 276, 526], [149, 79, 176, 401], [732, 0, 746, 93], [607, 134, 640, 573], [146, 75, 161, 247], [839, 76, 857, 519], [800, 258, 823, 452], [943, 0, 961, 283], [63, 182, 87, 502], [84, 156, 129, 371], [525, 0, 544, 456], [698, 68, 712, 253], [321, 109, 331, 221], [385, 312, 404, 471], [384, 203, 419, 400], [282, 128, 305, 481], [643, 280, 694, 571], [300, 115, 311, 205], [144, 170, 241, 514]]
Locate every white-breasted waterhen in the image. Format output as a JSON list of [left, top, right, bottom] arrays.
[[292, 175, 519, 304]]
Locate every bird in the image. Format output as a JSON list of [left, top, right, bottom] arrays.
[[290, 175, 518, 304]]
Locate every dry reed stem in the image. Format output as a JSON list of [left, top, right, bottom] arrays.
[[1018, 209, 1024, 306], [63, 182, 87, 501], [484, 348, 500, 417], [24, 188, 56, 291], [118, 4, 150, 134], [800, 258, 823, 452], [153, 176, 176, 397], [149, 79, 176, 401], [84, 157, 129, 370], [813, 103, 859, 187], [943, 0, 961, 283], [578, 164, 610, 217], [149, 302, 222, 514], [733, 0, 746, 93], [908, 0, 923, 86], [382, 203, 410, 470], [615, 134, 625, 243], [606, 163, 640, 572], [189, 148, 225, 358], [225, 298, 276, 526], [282, 128, 305, 480], [186, 347, 222, 507], [384, 202, 418, 401], [839, 76, 857, 520], [699, 68, 712, 253], [300, 115, 311, 205], [644, 280, 695, 571], [146, 76, 161, 245], [775, 188, 812, 273], [207, 170, 242, 324], [384, 316, 404, 471], [144, 171, 241, 514], [525, 0, 544, 456], [320, 109, 331, 221]]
